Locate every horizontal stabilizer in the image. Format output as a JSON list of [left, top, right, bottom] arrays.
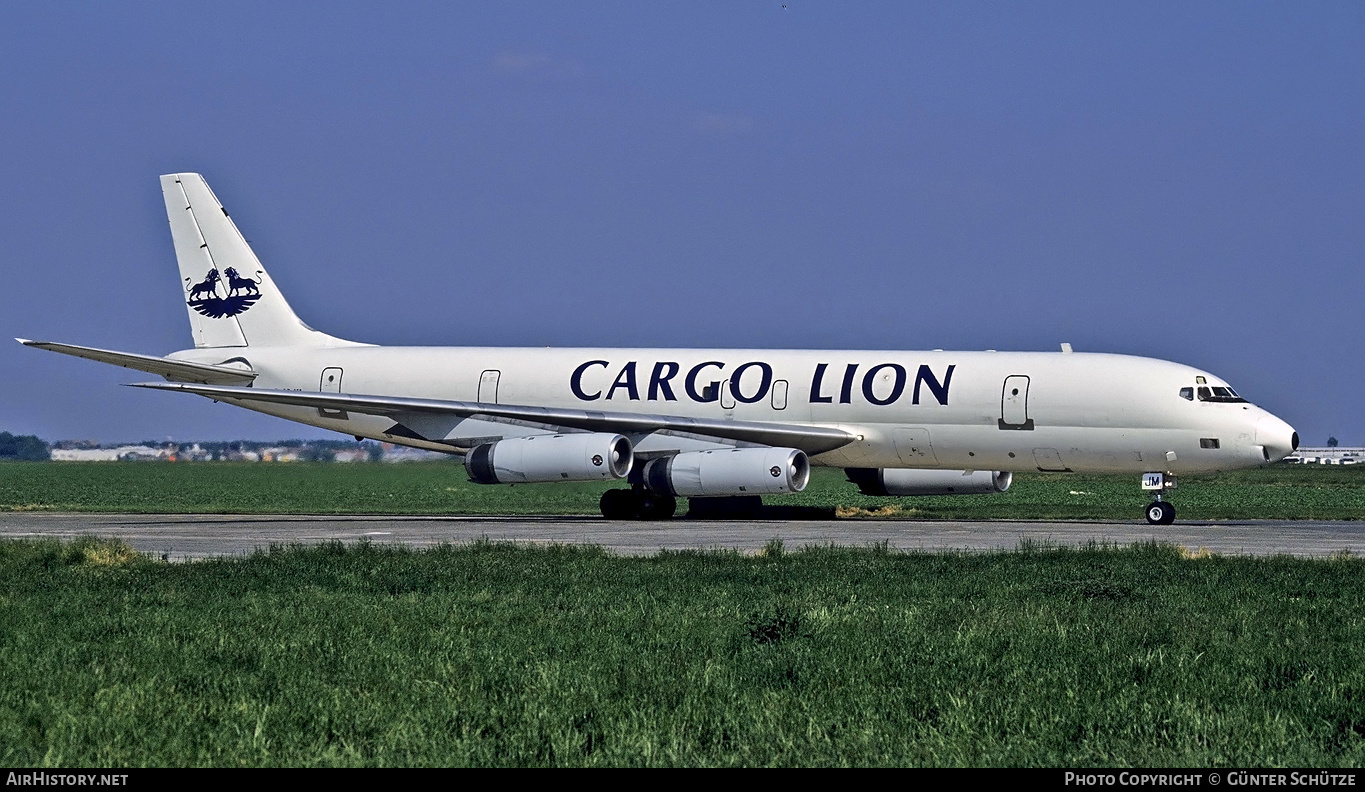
[[130, 381, 858, 455], [18, 339, 257, 385]]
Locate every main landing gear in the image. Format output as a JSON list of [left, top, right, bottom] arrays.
[[599, 488, 677, 521], [1141, 472, 1177, 525]]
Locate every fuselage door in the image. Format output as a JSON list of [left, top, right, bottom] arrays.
[[720, 378, 736, 410], [770, 379, 789, 411], [320, 367, 343, 393], [999, 375, 1034, 430], [478, 370, 501, 404], [318, 367, 345, 418]]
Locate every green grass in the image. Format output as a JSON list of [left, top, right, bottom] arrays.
[[2, 537, 1365, 766], [1, 462, 1363, 520]]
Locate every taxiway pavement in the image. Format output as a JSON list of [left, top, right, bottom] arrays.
[[0, 513, 1360, 560]]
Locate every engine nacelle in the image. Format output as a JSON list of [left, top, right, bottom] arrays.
[[465, 433, 633, 484], [846, 468, 1012, 496], [644, 447, 810, 497]]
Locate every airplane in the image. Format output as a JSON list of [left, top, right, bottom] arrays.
[[19, 173, 1299, 524]]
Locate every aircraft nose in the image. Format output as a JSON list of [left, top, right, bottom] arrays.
[[1256, 414, 1299, 463]]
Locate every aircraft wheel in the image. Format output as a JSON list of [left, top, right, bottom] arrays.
[[686, 495, 763, 520], [599, 489, 639, 520], [637, 493, 677, 521], [1145, 501, 1176, 525]]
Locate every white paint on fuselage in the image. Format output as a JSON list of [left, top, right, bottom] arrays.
[[168, 345, 1294, 475]]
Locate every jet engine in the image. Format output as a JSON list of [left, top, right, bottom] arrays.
[[465, 433, 633, 484], [643, 447, 809, 497], [845, 468, 1012, 496]]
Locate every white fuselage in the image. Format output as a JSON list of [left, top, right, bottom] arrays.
[[169, 344, 1297, 475]]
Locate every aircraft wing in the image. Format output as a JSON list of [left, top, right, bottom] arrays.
[[18, 339, 257, 385], [130, 381, 858, 455]]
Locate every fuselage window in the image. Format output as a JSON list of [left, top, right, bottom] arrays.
[[1180, 387, 1193, 401]]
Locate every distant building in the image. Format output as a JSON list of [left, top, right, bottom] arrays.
[[48, 439, 449, 463], [1283, 447, 1364, 465], [51, 439, 101, 450], [50, 445, 172, 462]]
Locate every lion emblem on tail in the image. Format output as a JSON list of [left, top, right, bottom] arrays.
[[187, 269, 220, 301], [224, 267, 261, 296], [186, 267, 262, 318]]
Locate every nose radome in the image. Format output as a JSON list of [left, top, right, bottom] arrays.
[[1256, 415, 1298, 463]]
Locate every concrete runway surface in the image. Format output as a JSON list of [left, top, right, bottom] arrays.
[[0, 513, 1362, 560]]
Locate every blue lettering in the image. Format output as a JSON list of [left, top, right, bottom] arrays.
[[606, 361, 639, 400], [913, 364, 955, 405], [729, 361, 773, 404], [862, 363, 906, 406], [579, 358, 953, 405], [686, 361, 725, 403], [570, 360, 609, 401], [648, 361, 679, 401], [809, 363, 833, 403], [839, 363, 858, 404]]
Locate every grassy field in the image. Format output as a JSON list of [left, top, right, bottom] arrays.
[[2, 537, 1364, 766], [1, 461, 1363, 520]]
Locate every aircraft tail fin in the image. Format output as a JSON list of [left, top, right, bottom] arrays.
[[161, 173, 356, 349]]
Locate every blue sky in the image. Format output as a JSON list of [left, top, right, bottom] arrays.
[[3, 2, 1362, 444]]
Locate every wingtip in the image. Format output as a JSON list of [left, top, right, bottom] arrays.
[[15, 338, 34, 346]]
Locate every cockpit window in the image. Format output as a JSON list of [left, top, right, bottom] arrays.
[[1196, 385, 1247, 403], [1179, 387, 1193, 401]]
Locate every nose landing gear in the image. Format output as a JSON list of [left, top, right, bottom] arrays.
[[1146, 500, 1176, 525], [1142, 472, 1177, 525]]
